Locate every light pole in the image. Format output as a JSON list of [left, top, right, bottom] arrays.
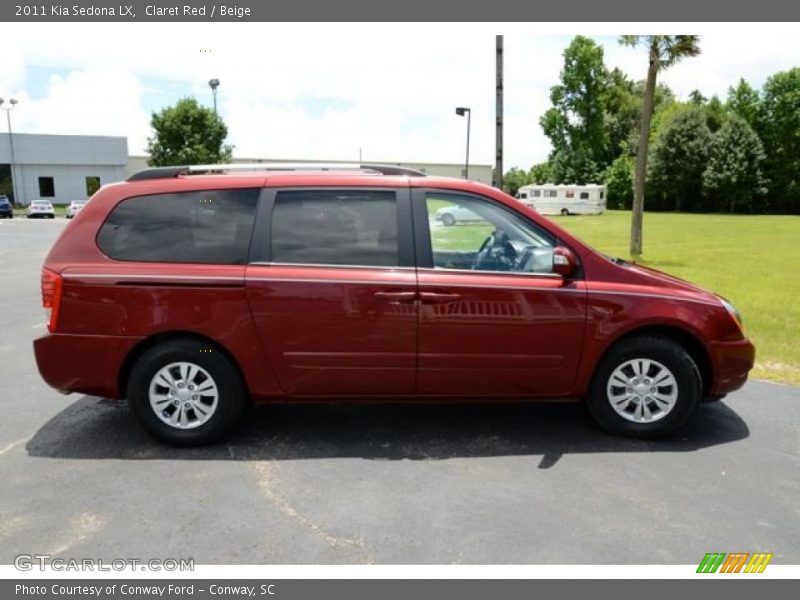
[[208, 79, 220, 115], [0, 98, 20, 205], [455, 107, 471, 179]]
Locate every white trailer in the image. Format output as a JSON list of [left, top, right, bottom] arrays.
[[516, 183, 606, 215]]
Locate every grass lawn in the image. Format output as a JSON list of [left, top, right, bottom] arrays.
[[427, 203, 800, 386]]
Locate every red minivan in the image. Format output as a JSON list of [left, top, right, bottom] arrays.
[[34, 164, 755, 445]]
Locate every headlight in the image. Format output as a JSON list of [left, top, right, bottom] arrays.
[[720, 297, 744, 329]]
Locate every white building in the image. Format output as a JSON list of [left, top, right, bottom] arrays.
[[0, 131, 491, 206], [0, 133, 128, 205]]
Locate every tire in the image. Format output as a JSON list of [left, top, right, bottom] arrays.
[[128, 338, 248, 445], [442, 213, 456, 227], [560, 208, 569, 216], [586, 336, 702, 438]]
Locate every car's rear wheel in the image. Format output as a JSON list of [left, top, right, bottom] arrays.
[[587, 336, 702, 438], [128, 338, 248, 445], [442, 213, 456, 226]]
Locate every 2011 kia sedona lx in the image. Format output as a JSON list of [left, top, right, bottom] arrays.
[[33, 164, 755, 445]]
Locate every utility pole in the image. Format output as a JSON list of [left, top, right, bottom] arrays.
[[455, 107, 471, 179], [495, 34, 504, 190], [0, 98, 21, 205]]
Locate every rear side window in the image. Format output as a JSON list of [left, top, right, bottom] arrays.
[[271, 190, 398, 267], [97, 189, 260, 264]]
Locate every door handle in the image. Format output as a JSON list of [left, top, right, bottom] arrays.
[[420, 291, 461, 303], [373, 290, 417, 303]]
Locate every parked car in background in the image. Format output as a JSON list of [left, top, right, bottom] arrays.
[[434, 203, 482, 226], [33, 163, 754, 446], [26, 200, 55, 219], [0, 195, 12, 219], [66, 200, 87, 219]]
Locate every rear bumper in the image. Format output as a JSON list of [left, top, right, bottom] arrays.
[[709, 338, 756, 395], [33, 333, 142, 398]]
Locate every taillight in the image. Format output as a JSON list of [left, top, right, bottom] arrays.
[[41, 268, 63, 333]]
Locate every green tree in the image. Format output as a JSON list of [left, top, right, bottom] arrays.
[[705, 96, 726, 133], [502, 167, 531, 196], [604, 153, 635, 209], [540, 36, 608, 184], [603, 68, 639, 162], [620, 35, 701, 256], [648, 107, 711, 212], [726, 78, 762, 133], [688, 89, 707, 105], [146, 97, 233, 166], [528, 161, 553, 184], [759, 68, 800, 213], [703, 116, 767, 213]]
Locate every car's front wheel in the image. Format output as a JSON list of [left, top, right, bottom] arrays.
[[587, 336, 702, 438], [442, 213, 456, 226], [128, 338, 248, 445]]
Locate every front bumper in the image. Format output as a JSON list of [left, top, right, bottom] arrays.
[[709, 338, 756, 395], [34, 333, 143, 398]]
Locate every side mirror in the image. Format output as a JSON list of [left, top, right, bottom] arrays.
[[552, 246, 578, 278]]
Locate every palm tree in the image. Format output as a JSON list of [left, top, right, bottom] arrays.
[[621, 36, 701, 258]]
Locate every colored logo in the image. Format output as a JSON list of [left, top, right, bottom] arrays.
[[697, 552, 773, 573]]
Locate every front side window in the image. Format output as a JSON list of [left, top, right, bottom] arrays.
[[271, 190, 399, 267], [427, 193, 556, 273], [97, 189, 260, 264]]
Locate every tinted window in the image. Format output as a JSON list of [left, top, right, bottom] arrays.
[[97, 189, 259, 264], [38, 177, 55, 197], [580, 192, 590, 199], [271, 190, 398, 267]]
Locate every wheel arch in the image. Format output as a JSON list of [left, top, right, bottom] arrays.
[[592, 324, 713, 398], [117, 331, 250, 400]]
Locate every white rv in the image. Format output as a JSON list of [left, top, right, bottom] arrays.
[[516, 183, 606, 215]]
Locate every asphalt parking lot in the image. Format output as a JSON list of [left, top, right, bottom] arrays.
[[1, 218, 798, 565]]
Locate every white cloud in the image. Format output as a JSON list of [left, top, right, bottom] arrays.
[[1, 24, 798, 171]]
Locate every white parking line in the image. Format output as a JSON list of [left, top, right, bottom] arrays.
[[0, 438, 30, 456]]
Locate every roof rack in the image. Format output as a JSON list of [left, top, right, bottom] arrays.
[[127, 162, 426, 182]]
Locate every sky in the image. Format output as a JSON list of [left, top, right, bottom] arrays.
[[1, 23, 798, 170]]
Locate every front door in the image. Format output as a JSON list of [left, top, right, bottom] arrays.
[[246, 187, 417, 396], [414, 190, 587, 397]]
